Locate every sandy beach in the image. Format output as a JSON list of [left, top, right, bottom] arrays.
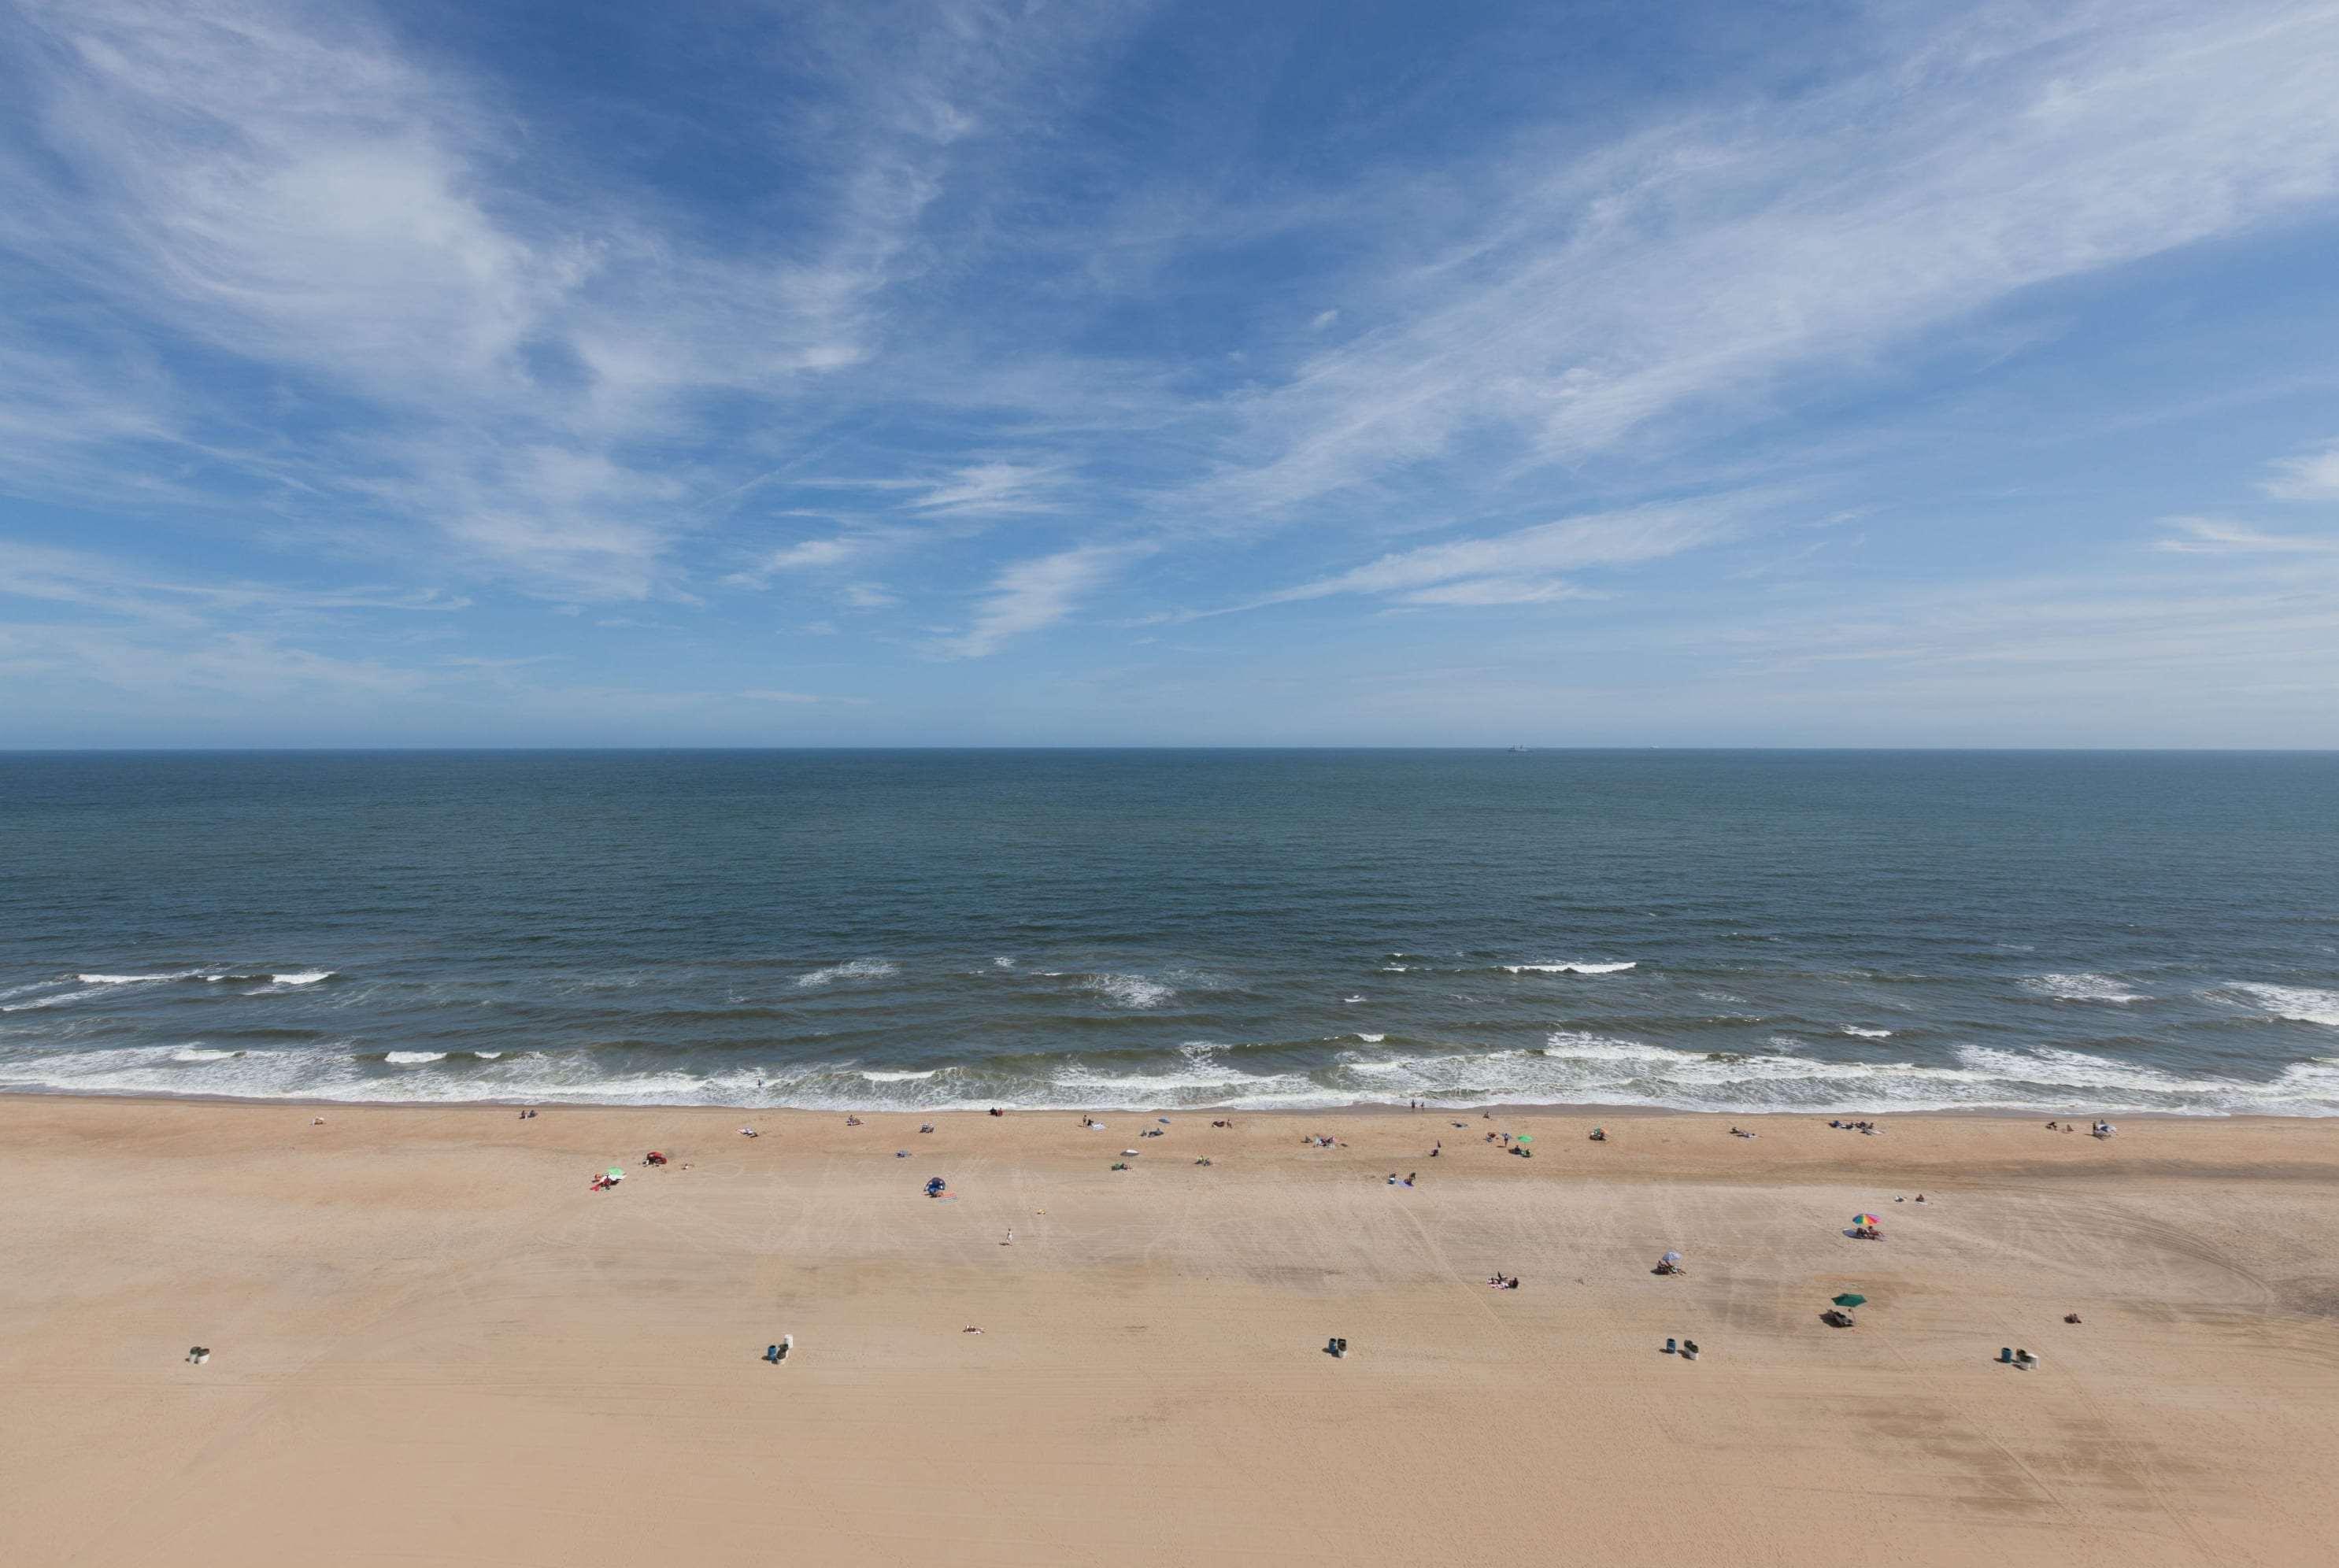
[[6, 1098, 2337, 1566]]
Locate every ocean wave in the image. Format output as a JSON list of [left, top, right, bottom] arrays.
[[992, 956, 1016, 970], [76, 971, 195, 985], [2021, 973, 2145, 1004], [1081, 973, 1171, 1009], [1842, 1026, 1894, 1039], [1502, 961, 1638, 975], [795, 959, 897, 989], [2224, 982, 2339, 1028], [8, 1024, 2339, 1117], [205, 970, 336, 987], [1, 986, 112, 1012]]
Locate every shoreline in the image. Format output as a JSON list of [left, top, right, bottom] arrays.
[[6, 1082, 2330, 1122]]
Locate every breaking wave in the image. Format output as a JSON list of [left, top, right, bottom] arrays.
[[2224, 983, 2339, 1029], [795, 959, 897, 988], [2022, 973, 2145, 1004], [1080, 973, 1171, 1009], [1502, 961, 1638, 974]]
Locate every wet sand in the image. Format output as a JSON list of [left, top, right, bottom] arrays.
[[6, 1097, 2337, 1566]]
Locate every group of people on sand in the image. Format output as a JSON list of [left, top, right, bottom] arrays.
[[1827, 1119, 1882, 1134], [1386, 1171, 1418, 1188], [1486, 1273, 1520, 1290], [2045, 1119, 2118, 1137]]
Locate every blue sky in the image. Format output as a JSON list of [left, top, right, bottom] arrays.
[[3, 0, 2337, 747]]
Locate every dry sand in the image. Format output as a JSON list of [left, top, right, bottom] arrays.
[[5, 1097, 2337, 1567]]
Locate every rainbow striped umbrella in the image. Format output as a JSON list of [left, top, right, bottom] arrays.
[[1852, 1213, 1881, 1227]]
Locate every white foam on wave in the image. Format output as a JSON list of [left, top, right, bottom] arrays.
[[384, 1051, 447, 1064], [76, 971, 194, 985], [1379, 965, 1411, 973], [1342, 994, 1366, 1003], [992, 956, 1016, 970], [1047, 1043, 1319, 1107], [1355, 1033, 1386, 1043], [473, 1051, 504, 1060], [271, 970, 334, 986], [1842, 1026, 1893, 1039], [1082, 973, 1171, 1009], [1503, 960, 1638, 974], [796, 959, 897, 989], [2224, 982, 2339, 1028], [1, 986, 112, 1012], [2021, 973, 2145, 1004], [9, 1034, 2339, 1118]]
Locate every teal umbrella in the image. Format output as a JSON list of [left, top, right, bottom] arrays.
[[1832, 1292, 1867, 1308]]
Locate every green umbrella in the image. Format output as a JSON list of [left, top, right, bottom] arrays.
[[1831, 1292, 1867, 1308], [1514, 1133, 1534, 1144], [607, 1167, 624, 1182]]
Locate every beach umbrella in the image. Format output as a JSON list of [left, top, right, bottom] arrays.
[[1831, 1292, 1867, 1308], [607, 1167, 624, 1182], [1852, 1213, 1880, 1227], [1660, 1251, 1682, 1266], [1515, 1133, 1534, 1144]]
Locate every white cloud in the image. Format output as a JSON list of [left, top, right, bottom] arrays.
[[0, 541, 469, 626], [1397, 578, 1592, 606], [725, 538, 868, 586], [1309, 309, 1339, 331], [1254, 501, 1730, 608], [938, 543, 1141, 657], [909, 460, 1064, 514], [2263, 439, 2339, 501], [2155, 517, 2339, 555], [842, 582, 899, 608], [1205, 1, 2339, 513]]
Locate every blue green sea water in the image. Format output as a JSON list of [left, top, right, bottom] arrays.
[[3, 750, 2335, 1114]]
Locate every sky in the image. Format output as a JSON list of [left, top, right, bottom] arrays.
[[2, 0, 2337, 748]]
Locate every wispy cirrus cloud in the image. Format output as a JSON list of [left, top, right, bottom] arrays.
[[2262, 438, 2339, 502], [1199, 1, 2339, 516], [938, 542, 1145, 657], [2155, 518, 2339, 556], [1236, 501, 1734, 612]]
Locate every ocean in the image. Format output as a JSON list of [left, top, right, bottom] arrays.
[[3, 750, 2336, 1115]]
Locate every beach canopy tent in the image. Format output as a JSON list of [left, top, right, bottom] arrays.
[[1832, 1293, 1867, 1308]]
